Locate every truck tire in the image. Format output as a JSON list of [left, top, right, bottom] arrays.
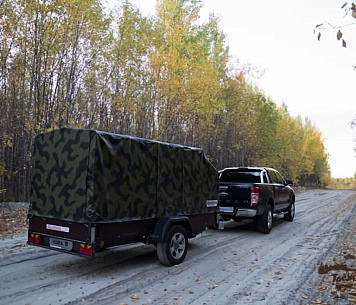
[[284, 199, 295, 221], [157, 225, 188, 266], [256, 205, 272, 234]]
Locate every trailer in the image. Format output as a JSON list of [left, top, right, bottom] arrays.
[[27, 128, 219, 266]]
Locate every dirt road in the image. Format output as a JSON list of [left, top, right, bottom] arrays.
[[1, 190, 356, 305]]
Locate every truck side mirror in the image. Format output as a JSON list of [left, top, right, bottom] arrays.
[[285, 179, 293, 186]]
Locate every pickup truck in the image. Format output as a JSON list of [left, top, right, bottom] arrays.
[[218, 167, 295, 234], [27, 128, 220, 266]]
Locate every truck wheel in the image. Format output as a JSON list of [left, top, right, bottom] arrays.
[[256, 205, 272, 234], [157, 225, 188, 266], [284, 199, 295, 221]]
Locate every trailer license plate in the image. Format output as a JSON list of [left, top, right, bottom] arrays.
[[49, 238, 73, 251], [220, 207, 234, 213]]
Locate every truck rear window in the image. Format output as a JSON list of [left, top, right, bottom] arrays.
[[220, 171, 261, 183]]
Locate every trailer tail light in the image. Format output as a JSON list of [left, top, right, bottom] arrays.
[[251, 187, 260, 206], [29, 233, 41, 244], [79, 244, 93, 256]]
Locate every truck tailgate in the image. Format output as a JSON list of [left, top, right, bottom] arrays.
[[219, 184, 252, 207]]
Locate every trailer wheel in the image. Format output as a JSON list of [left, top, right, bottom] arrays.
[[157, 225, 188, 266]]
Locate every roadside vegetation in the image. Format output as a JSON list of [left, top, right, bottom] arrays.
[[1, 0, 330, 202], [328, 176, 356, 190]]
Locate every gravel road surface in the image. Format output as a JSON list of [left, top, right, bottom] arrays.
[[1, 189, 356, 305]]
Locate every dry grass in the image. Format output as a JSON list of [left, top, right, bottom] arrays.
[[0, 207, 28, 236]]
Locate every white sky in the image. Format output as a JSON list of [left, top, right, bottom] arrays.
[[108, 0, 356, 178]]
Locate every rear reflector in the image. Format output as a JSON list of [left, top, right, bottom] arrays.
[[29, 233, 40, 244], [206, 200, 218, 207], [251, 187, 260, 206], [79, 244, 93, 256]]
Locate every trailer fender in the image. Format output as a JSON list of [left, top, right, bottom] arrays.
[[150, 216, 193, 243]]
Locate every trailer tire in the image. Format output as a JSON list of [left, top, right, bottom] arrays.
[[157, 225, 188, 266]]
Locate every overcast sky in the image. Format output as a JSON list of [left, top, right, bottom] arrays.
[[107, 0, 356, 178]]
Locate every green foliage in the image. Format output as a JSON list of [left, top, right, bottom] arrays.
[[0, 0, 331, 201]]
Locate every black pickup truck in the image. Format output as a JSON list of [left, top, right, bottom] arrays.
[[218, 167, 295, 234]]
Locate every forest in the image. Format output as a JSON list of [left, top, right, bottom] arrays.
[[0, 0, 330, 202]]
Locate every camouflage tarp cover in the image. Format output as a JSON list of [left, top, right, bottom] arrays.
[[29, 128, 219, 223]]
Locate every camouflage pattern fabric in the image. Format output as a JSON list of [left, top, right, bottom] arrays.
[[29, 128, 219, 223]]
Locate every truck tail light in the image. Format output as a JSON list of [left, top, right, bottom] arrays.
[[79, 244, 93, 256], [29, 233, 41, 244], [251, 187, 259, 206]]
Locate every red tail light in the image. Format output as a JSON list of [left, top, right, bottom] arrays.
[[79, 244, 93, 256], [251, 187, 259, 206], [29, 233, 41, 244]]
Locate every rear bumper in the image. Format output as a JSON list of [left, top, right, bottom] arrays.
[[219, 207, 257, 218], [235, 209, 257, 217]]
